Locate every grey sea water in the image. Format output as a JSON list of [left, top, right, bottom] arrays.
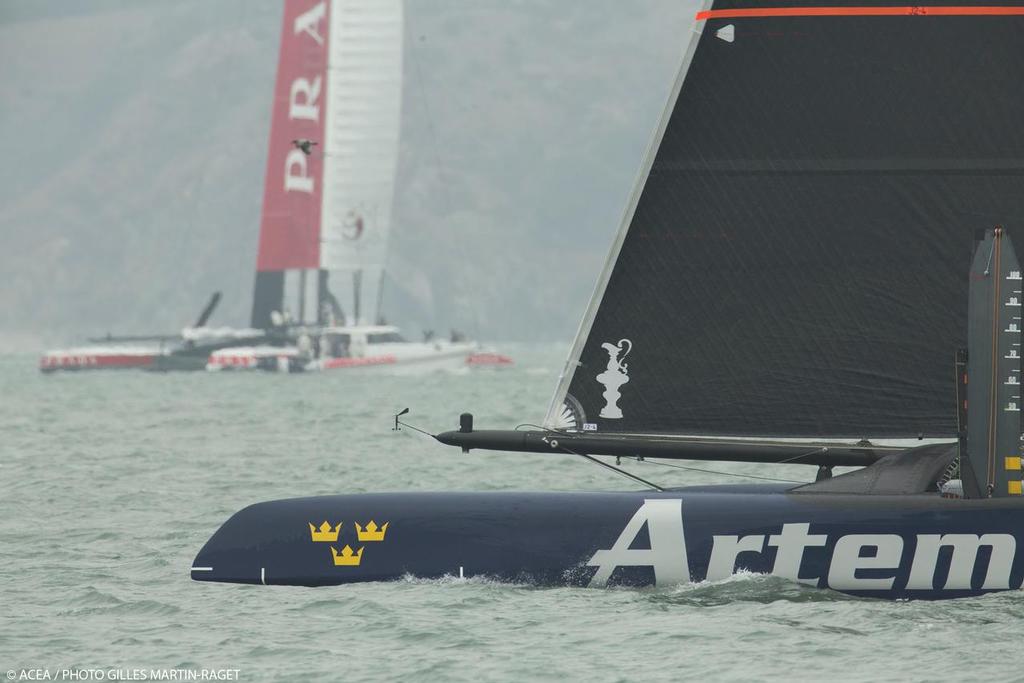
[[1, 346, 1021, 682]]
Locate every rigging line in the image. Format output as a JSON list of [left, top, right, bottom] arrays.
[[517, 423, 828, 465], [774, 446, 829, 465], [515, 422, 552, 432], [542, 437, 666, 492], [634, 458, 809, 485], [508, 423, 665, 489], [407, 27, 469, 331], [408, 29, 457, 221], [395, 418, 436, 439], [696, 6, 1024, 20], [515, 422, 825, 486], [954, 350, 965, 479]]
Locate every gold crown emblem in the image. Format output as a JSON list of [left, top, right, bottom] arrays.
[[331, 545, 364, 566], [309, 521, 341, 542], [356, 520, 389, 542]]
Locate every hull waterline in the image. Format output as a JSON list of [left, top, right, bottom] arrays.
[[39, 347, 162, 372], [192, 486, 1024, 599], [206, 341, 487, 373]]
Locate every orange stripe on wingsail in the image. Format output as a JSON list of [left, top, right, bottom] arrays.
[[695, 6, 1024, 19]]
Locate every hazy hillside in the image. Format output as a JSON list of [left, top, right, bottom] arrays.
[[0, 0, 693, 350]]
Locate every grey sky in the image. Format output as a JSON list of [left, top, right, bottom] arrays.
[[0, 0, 697, 349]]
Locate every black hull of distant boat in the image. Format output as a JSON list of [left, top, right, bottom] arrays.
[[149, 353, 210, 372], [191, 487, 1024, 600], [147, 335, 286, 372]]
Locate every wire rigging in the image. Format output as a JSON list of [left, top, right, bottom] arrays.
[[514, 423, 816, 486], [633, 458, 808, 485]]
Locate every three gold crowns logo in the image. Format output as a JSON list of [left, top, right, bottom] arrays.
[[309, 521, 341, 542], [308, 520, 390, 567]]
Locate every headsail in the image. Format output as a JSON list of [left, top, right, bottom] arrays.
[[546, 0, 1024, 439]]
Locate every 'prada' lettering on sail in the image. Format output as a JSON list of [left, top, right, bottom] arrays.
[[283, 2, 325, 195]]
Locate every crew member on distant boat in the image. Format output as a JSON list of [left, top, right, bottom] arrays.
[[291, 138, 317, 156]]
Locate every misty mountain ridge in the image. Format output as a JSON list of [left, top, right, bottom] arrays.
[[0, 0, 689, 351]]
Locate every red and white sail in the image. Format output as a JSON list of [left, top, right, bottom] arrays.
[[255, 0, 329, 274], [251, 0, 403, 329]]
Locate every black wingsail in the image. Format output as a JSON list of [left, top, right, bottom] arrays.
[[546, 0, 1024, 440]]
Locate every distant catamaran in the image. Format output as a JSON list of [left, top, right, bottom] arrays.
[[40, 0, 509, 373], [212, 0, 507, 372], [39, 292, 279, 372], [194, 0, 1024, 598]]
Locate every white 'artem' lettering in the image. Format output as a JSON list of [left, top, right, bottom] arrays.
[[906, 534, 1015, 590], [827, 534, 903, 591], [590, 503, 1019, 593], [587, 499, 689, 587]]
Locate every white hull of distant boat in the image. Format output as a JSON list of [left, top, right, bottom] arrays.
[[206, 341, 481, 373], [41, 325, 276, 373], [205, 345, 304, 372], [313, 340, 480, 372], [205, 325, 503, 373]]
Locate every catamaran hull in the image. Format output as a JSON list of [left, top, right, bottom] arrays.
[[39, 348, 163, 372], [315, 346, 472, 373], [206, 346, 306, 372], [466, 352, 514, 367], [191, 487, 1024, 599], [205, 340, 484, 373]]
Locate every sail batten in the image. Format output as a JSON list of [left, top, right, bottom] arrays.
[[546, 0, 1024, 439]]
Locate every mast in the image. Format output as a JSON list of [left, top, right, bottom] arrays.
[[353, 270, 362, 325], [298, 269, 308, 323], [964, 228, 1024, 497]]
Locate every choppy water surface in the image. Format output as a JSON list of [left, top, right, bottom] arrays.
[[1, 347, 1021, 682]]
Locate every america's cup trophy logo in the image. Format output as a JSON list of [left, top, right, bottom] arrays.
[[597, 339, 632, 419]]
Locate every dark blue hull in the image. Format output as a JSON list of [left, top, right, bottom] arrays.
[[191, 485, 1024, 599]]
